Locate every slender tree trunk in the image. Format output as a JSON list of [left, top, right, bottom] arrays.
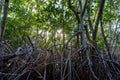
[[93, 0, 105, 41], [0, 0, 9, 40]]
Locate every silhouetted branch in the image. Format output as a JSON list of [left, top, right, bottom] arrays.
[[0, 0, 9, 40], [80, 0, 88, 19], [84, 25, 91, 41], [68, 0, 80, 24], [93, 0, 105, 41], [100, 17, 112, 60], [87, 10, 93, 31]]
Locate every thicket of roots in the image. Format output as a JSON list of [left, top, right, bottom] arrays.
[[0, 41, 120, 80]]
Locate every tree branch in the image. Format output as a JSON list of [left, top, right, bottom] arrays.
[[84, 25, 91, 41], [100, 17, 112, 60], [87, 10, 93, 31], [93, 0, 105, 41], [0, 0, 9, 40], [68, 0, 80, 24], [80, 0, 88, 19]]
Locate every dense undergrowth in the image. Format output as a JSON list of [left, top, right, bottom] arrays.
[[0, 39, 120, 80]]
